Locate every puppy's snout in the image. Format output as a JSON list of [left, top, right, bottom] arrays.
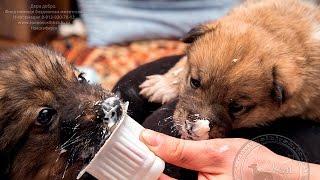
[[100, 97, 123, 128]]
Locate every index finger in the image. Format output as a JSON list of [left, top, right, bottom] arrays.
[[140, 129, 228, 172]]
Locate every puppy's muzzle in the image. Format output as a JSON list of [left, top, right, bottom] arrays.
[[95, 97, 123, 128]]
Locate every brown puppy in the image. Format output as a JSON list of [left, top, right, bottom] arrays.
[[0, 46, 124, 179], [140, 0, 320, 140]]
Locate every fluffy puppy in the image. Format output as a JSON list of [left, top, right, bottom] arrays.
[[140, 0, 320, 140], [0, 46, 124, 179]]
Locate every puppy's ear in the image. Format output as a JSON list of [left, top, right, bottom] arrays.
[[270, 67, 286, 105], [182, 21, 218, 43]]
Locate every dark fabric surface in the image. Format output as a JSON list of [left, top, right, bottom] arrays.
[[112, 55, 182, 124], [113, 55, 320, 179]]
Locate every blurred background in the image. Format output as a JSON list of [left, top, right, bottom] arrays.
[[4, 0, 314, 89]]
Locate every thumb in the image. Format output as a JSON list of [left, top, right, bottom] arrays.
[[140, 129, 225, 172]]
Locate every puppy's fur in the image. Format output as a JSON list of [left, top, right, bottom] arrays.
[[140, 0, 320, 140], [0, 46, 123, 179]]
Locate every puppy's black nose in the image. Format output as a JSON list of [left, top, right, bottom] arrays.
[[100, 97, 123, 128]]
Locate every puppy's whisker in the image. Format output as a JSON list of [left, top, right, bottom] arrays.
[[72, 123, 80, 131], [59, 132, 78, 148], [158, 107, 169, 111], [60, 139, 83, 150], [74, 115, 81, 120], [164, 116, 173, 121], [59, 134, 86, 150], [61, 162, 69, 179]]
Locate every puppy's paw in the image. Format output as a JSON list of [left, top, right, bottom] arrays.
[[139, 73, 180, 104]]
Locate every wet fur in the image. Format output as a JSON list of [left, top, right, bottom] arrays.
[[0, 46, 116, 179]]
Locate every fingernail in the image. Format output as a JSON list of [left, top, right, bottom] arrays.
[[140, 129, 160, 147]]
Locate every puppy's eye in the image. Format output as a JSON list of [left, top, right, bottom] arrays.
[[78, 73, 87, 83], [190, 77, 201, 89], [36, 108, 57, 125], [228, 101, 245, 115]]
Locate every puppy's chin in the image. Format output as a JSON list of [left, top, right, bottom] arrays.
[[174, 110, 229, 140]]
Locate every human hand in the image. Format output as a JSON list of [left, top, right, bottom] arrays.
[[140, 129, 316, 180]]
